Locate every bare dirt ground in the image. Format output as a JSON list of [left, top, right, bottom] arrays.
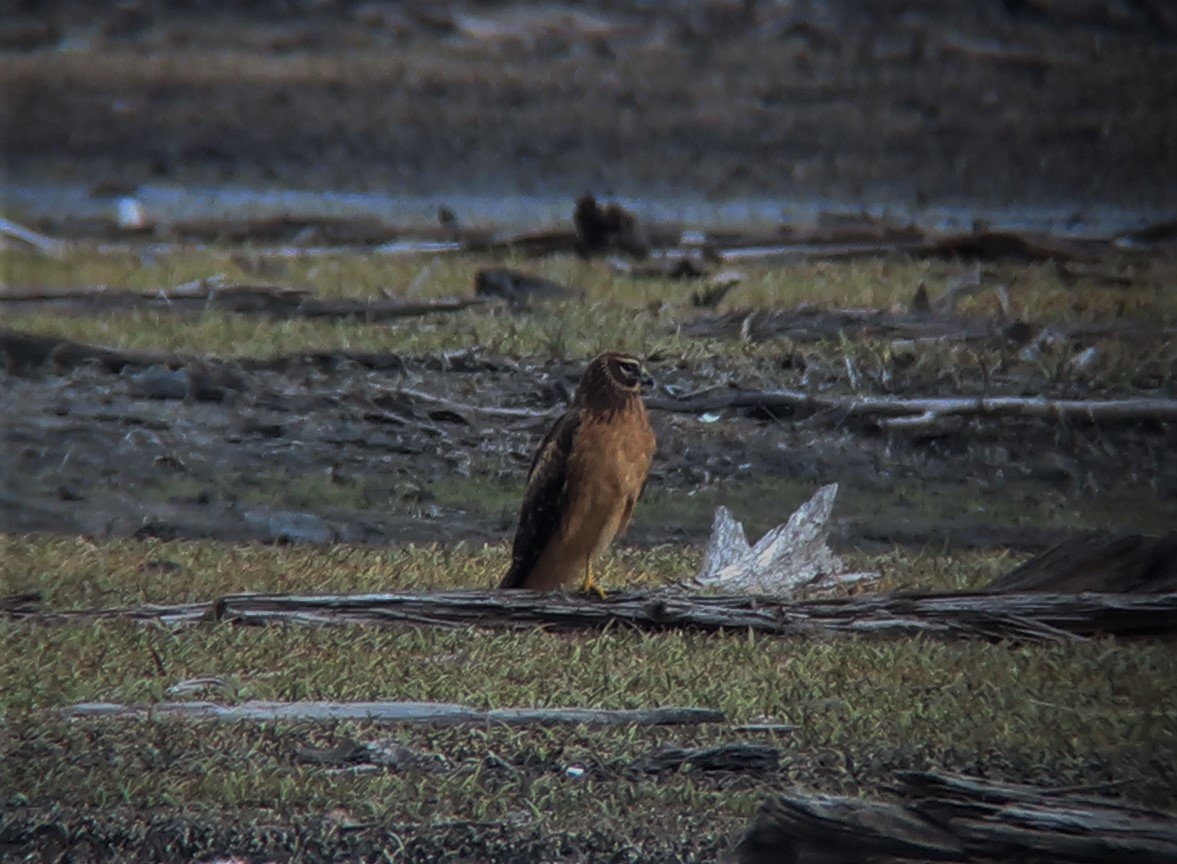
[[4, 0, 1177, 223], [3, 337, 1175, 555]]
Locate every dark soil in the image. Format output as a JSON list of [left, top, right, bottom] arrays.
[[4, 0, 1177, 223], [3, 342, 1174, 553]]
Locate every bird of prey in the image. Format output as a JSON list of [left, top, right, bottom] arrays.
[[500, 351, 656, 595]]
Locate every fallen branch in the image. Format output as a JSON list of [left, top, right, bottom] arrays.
[[387, 387, 558, 422], [985, 531, 1177, 593], [0, 217, 66, 257], [0, 326, 169, 374], [680, 305, 992, 343], [0, 327, 513, 380], [648, 388, 1177, 426], [474, 267, 578, 307], [61, 700, 723, 727], [295, 296, 488, 321], [629, 743, 782, 774], [14, 590, 1177, 643], [0, 282, 488, 321], [713, 228, 1115, 264], [734, 770, 1177, 863], [682, 304, 1175, 345]]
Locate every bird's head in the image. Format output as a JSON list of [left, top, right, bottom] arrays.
[[576, 352, 654, 408], [604, 352, 654, 391]]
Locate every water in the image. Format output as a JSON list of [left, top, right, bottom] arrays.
[[4, 181, 1173, 240]]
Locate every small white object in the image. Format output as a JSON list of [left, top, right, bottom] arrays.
[[708, 269, 745, 289], [564, 764, 586, 778], [1067, 346, 1099, 375], [165, 677, 228, 697], [699, 411, 722, 424], [116, 197, 148, 230]]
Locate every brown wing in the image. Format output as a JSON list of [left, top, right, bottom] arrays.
[[499, 411, 581, 589]]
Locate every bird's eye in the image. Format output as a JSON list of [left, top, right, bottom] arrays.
[[616, 359, 640, 377]]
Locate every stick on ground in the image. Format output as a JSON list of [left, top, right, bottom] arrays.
[[61, 700, 725, 727]]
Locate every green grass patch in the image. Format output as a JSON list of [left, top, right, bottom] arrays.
[[6, 246, 1175, 367], [3, 534, 1174, 839]]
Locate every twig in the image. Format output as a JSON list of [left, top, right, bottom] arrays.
[[648, 389, 1177, 426], [0, 217, 67, 257], [61, 700, 724, 727], [392, 387, 559, 421]]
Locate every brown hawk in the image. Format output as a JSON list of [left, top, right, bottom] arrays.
[[500, 351, 656, 594]]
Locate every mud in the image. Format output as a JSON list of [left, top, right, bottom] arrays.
[[5, 0, 1177, 232], [3, 342, 1174, 553]]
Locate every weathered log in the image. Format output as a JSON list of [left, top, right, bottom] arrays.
[[734, 770, 1177, 863], [0, 285, 488, 321], [681, 305, 991, 342], [682, 304, 1175, 345], [735, 792, 966, 864], [60, 700, 723, 727], [13, 590, 1177, 644], [0, 326, 168, 374], [648, 388, 1177, 426], [473, 267, 577, 307], [986, 531, 1177, 594], [628, 743, 781, 774]]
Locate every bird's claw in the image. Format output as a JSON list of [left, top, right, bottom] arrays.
[[578, 573, 608, 600]]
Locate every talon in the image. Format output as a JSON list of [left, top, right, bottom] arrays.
[[579, 567, 608, 599]]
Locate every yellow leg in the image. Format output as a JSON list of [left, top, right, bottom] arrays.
[[578, 561, 608, 599]]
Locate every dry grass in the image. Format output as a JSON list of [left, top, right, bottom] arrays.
[[4, 247, 1176, 395], [3, 534, 1175, 840]]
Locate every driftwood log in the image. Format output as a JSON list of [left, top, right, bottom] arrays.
[[60, 700, 723, 728], [0, 284, 487, 321], [11, 590, 1177, 644], [681, 304, 1174, 344], [0, 328, 513, 399], [733, 770, 1177, 864], [629, 743, 781, 774], [648, 388, 1177, 427], [986, 532, 1177, 594], [0, 326, 166, 374]]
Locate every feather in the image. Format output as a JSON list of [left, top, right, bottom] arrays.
[[500, 412, 580, 588]]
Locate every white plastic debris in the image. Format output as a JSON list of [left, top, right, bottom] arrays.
[[695, 484, 878, 595], [1067, 346, 1099, 375], [116, 196, 150, 230]]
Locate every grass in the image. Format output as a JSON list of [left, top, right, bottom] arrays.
[[4, 242, 1176, 857], [3, 534, 1175, 843], [5, 246, 1176, 405], [0, 535, 1010, 610]]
